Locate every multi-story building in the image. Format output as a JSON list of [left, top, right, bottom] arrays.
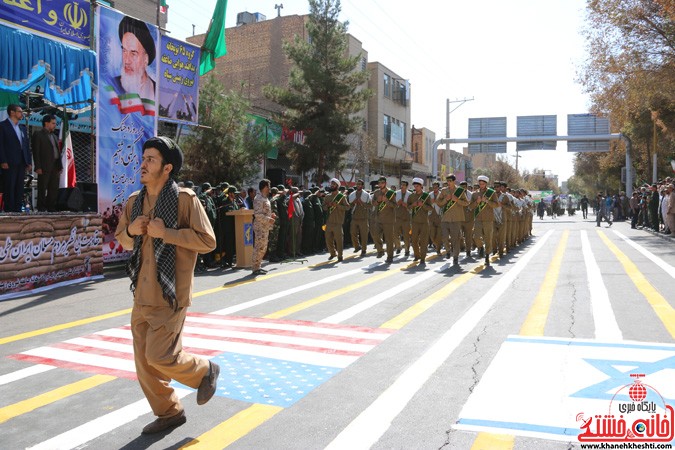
[[187, 12, 426, 186], [411, 126, 435, 182], [366, 62, 413, 185]]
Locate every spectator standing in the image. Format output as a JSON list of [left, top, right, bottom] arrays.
[[649, 184, 660, 231], [31, 114, 62, 212], [0, 104, 32, 212], [580, 195, 589, 219]]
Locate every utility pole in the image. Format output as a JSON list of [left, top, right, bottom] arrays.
[[446, 97, 474, 142], [275, 4, 284, 17], [515, 149, 521, 172], [192, 24, 196, 36], [445, 97, 473, 180]]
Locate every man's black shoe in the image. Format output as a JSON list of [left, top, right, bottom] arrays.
[[478, 247, 485, 258], [361, 250, 366, 257], [337, 256, 343, 262], [142, 410, 186, 434], [385, 257, 394, 263], [353, 247, 361, 253], [328, 255, 336, 260], [453, 257, 459, 266], [197, 361, 220, 405]]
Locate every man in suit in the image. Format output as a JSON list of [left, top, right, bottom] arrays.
[[32, 114, 62, 212], [0, 104, 32, 212]]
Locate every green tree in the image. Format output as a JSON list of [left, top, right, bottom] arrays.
[[181, 76, 273, 184], [264, 0, 372, 181]]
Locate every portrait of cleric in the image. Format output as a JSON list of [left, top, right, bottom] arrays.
[[105, 15, 157, 116]]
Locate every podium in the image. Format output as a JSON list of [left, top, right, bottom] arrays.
[[226, 209, 254, 268]]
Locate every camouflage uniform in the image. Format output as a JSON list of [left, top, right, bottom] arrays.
[[253, 193, 274, 271]]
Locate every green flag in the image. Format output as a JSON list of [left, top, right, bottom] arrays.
[[199, 0, 228, 75]]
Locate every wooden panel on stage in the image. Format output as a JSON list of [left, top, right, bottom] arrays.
[[0, 213, 103, 298]]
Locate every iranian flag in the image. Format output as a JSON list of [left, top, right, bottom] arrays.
[[59, 115, 77, 189]]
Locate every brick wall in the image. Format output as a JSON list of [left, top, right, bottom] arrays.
[[188, 15, 308, 115]]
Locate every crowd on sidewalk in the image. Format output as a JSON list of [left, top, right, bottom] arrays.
[[593, 177, 674, 235]]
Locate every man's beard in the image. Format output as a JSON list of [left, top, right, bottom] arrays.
[[120, 69, 144, 94]]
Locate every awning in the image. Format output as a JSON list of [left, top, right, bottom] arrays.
[[0, 23, 97, 113]]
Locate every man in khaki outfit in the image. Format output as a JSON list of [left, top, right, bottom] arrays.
[[394, 180, 411, 257], [348, 179, 370, 257], [472, 175, 500, 266], [116, 137, 218, 434], [459, 180, 475, 259], [407, 177, 433, 265], [322, 178, 350, 262], [428, 181, 442, 256], [435, 174, 470, 266], [372, 176, 397, 263]]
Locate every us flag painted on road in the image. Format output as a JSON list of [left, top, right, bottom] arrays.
[[9, 313, 394, 405]]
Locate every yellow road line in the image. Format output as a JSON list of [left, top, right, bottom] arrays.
[[471, 231, 567, 449], [193, 266, 307, 298], [380, 259, 489, 330], [265, 254, 441, 320], [519, 230, 569, 336], [0, 309, 132, 346], [597, 230, 675, 338], [265, 270, 397, 319], [0, 374, 115, 424], [179, 404, 283, 449], [0, 263, 319, 346], [470, 433, 515, 450]]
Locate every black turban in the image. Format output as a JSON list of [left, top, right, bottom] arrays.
[[119, 15, 156, 65], [143, 137, 183, 176]]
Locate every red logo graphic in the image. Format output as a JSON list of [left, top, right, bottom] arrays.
[[577, 373, 674, 443]]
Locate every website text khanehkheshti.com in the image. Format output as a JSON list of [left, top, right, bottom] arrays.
[[580, 444, 673, 449]]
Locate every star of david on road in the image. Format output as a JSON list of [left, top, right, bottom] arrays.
[[572, 355, 675, 403]]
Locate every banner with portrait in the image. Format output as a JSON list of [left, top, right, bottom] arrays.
[[158, 35, 200, 125], [96, 6, 158, 262], [0, 0, 91, 47]]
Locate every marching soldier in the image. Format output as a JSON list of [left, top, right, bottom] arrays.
[[322, 178, 349, 262], [428, 181, 443, 256], [372, 176, 397, 263], [394, 180, 411, 257], [472, 175, 499, 266], [497, 181, 514, 256], [407, 177, 433, 265], [435, 174, 469, 266], [459, 180, 475, 259], [348, 179, 370, 257]]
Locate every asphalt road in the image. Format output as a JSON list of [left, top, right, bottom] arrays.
[[1, 214, 674, 450]]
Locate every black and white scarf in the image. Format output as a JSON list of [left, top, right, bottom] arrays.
[[126, 179, 179, 310]]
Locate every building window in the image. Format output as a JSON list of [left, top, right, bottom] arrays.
[[383, 74, 390, 98], [361, 57, 367, 72], [383, 114, 390, 142]]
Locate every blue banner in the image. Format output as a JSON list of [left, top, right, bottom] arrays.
[[0, 0, 91, 47], [97, 7, 158, 262], [158, 35, 200, 125]]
